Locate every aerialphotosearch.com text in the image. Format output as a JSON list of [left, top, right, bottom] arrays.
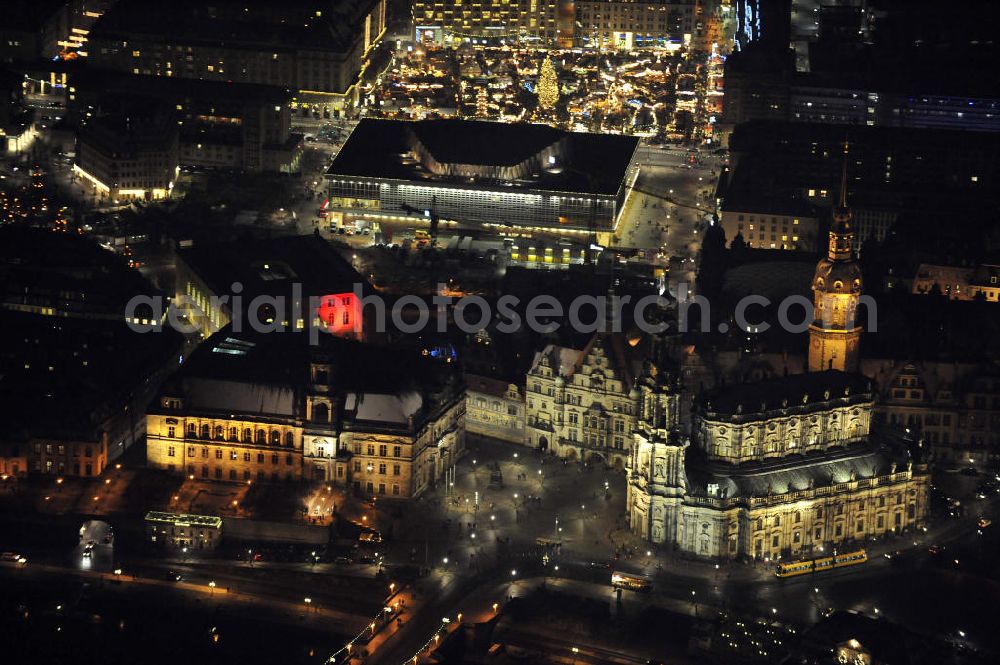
[[124, 282, 877, 342]]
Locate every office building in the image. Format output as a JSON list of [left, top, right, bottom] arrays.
[[69, 70, 303, 173], [412, 0, 565, 46], [575, 0, 699, 50], [74, 108, 180, 202], [173, 234, 368, 339], [88, 0, 387, 115]]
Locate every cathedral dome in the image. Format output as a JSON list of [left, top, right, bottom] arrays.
[[813, 257, 863, 295]]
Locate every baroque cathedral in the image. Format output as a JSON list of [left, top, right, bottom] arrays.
[[624, 160, 930, 559]]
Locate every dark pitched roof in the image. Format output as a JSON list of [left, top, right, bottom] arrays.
[[686, 435, 914, 499], [165, 327, 460, 427], [699, 370, 873, 416]]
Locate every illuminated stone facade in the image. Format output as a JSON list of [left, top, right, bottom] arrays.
[[526, 330, 664, 469], [147, 330, 466, 500], [627, 194, 928, 559], [626, 370, 931, 560], [147, 394, 305, 483], [303, 355, 465, 497], [28, 435, 109, 478], [465, 375, 526, 445]]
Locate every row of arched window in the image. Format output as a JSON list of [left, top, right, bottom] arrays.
[[184, 423, 295, 447]]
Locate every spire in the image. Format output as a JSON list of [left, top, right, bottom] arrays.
[[838, 140, 849, 210], [828, 139, 854, 260]]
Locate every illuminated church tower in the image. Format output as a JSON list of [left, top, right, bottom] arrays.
[[809, 146, 863, 373]]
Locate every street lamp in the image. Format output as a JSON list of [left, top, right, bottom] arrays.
[[208, 581, 216, 596]]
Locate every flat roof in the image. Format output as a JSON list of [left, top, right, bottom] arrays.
[[73, 68, 293, 106], [90, 0, 372, 53], [327, 119, 639, 196], [177, 234, 366, 302], [145, 511, 223, 528]]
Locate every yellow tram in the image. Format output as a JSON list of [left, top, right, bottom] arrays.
[[775, 549, 868, 578]]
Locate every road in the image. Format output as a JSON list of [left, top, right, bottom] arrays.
[[612, 145, 724, 292], [354, 441, 1000, 661]]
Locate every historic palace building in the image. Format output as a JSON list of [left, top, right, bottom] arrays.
[[626, 178, 930, 560], [146, 330, 465, 499], [525, 326, 669, 469], [465, 374, 526, 445]]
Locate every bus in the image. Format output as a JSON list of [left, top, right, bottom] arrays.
[[611, 572, 652, 592], [775, 549, 868, 578]]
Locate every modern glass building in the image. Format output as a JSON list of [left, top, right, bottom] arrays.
[[325, 118, 640, 239]]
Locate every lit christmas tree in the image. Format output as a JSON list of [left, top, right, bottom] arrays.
[[537, 56, 559, 111]]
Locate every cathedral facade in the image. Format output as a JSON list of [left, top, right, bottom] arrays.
[[626, 158, 930, 559], [626, 372, 930, 560]]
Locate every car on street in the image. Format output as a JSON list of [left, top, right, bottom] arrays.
[[359, 531, 382, 544], [1, 552, 28, 566]]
